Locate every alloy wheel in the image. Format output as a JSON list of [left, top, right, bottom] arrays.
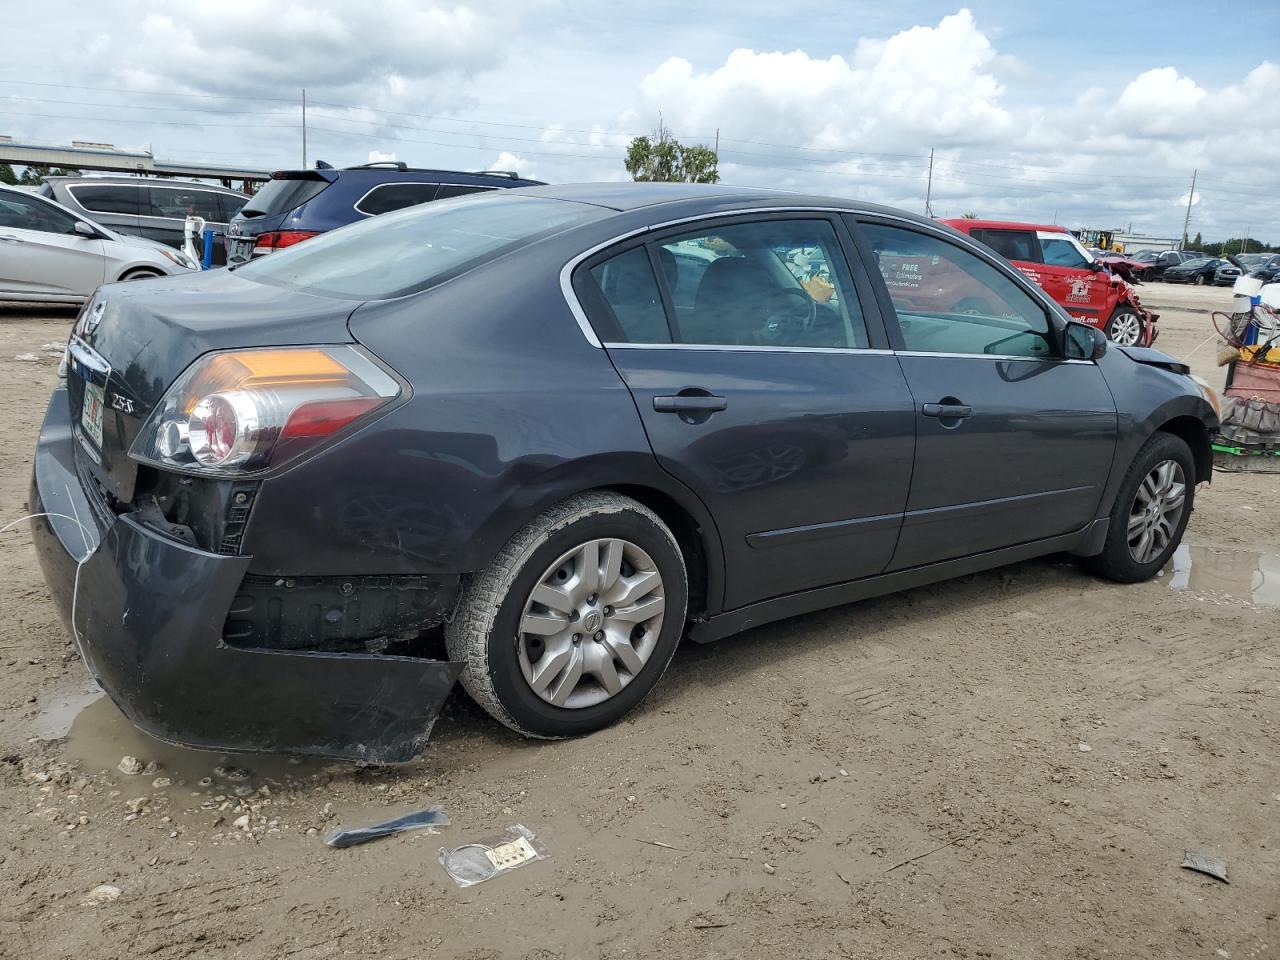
[[1109, 312, 1143, 346], [516, 538, 665, 709], [1126, 459, 1186, 564]]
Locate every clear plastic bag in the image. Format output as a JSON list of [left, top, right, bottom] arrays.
[[439, 824, 548, 887]]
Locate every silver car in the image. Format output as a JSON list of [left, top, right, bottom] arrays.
[[0, 184, 198, 304]]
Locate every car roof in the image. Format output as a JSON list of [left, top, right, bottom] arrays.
[[268, 165, 542, 185], [43, 175, 246, 194], [940, 217, 1069, 233], [513, 181, 936, 222]]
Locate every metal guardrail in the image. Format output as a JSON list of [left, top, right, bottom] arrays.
[[0, 140, 270, 187]]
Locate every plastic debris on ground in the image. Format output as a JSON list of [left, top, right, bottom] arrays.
[[1181, 849, 1229, 883], [439, 824, 548, 887], [324, 807, 449, 849]]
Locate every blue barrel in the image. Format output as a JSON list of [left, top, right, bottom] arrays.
[[201, 228, 215, 270]]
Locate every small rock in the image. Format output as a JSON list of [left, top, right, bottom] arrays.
[[117, 756, 145, 776], [169, 831, 179, 838], [838, 769, 849, 777], [232, 814, 251, 831], [763, 863, 776, 875], [305, 827, 319, 837], [779, 803, 787, 809], [141, 761, 159, 776], [215, 765, 251, 782], [151, 777, 172, 789], [82, 884, 121, 905], [125, 797, 149, 813], [626, 796, 636, 803], [1077, 743, 1092, 753], [1216, 951, 1231, 959]]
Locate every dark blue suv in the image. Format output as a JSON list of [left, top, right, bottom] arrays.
[[224, 162, 542, 264]]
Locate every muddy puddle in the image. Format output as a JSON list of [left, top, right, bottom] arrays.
[[1162, 544, 1280, 607]]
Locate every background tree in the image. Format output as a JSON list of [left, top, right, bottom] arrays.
[[625, 120, 719, 184], [0, 163, 16, 185], [961, 212, 978, 219], [1193, 231, 1203, 247], [15, 164, 80, 185]]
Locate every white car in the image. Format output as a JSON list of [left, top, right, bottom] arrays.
[[0, 184, 198, 304]]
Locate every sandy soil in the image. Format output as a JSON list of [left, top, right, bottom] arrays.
[[0, 284, 1277, 960]]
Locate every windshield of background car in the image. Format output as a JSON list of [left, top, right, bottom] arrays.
[[235, 193, 604, 300]]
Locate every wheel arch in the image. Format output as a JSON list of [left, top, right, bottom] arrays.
[[1156, 414, 1213, 485]]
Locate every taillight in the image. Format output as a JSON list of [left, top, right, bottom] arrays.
[[130, 346, 400, 476], [252, 230, 319, 255]]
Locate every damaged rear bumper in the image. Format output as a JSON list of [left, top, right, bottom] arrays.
[[30, 387, 464, 762]]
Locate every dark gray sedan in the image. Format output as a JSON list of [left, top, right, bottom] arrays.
[[31, 183, 1218, 760]]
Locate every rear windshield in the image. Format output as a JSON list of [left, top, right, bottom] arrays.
[[235, 193, 603, 300], [240, 176, 330, 217]]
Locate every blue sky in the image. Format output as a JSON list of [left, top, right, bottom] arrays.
[[2, 0, 1276, 240]]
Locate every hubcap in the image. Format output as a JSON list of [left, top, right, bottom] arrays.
[[516, 538, 665, 709], [1127, 459, 1186, 564], [1110, 312, 1142, 346]]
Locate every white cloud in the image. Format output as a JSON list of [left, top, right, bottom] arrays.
[[367, 150, 397, 163]]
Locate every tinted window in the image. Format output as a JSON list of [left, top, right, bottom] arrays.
[[69, 184, 140, 215], [1039, 236, 1090, 269], [435, 185, 495, 200], [970, 228, 1037, 262], [236, 193, 602, 300], [240, 177, 330, 217], [219, 193, 247, 221], [588, 247, 671, 343], [354, 183, 439, 216], [655, 219, 867, 349], [862, 222, 1052, 359], [0, 193, 80, 234], [146, 187, 223, 222]]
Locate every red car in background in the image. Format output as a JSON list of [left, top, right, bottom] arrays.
[[942, 219, 1157, 346]]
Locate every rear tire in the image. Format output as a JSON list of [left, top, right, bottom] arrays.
[[119, 269, 162, 282], [446, 492, 688, 738], [1194, 273, 1206, 286], [1086, 432, 1195, 583]]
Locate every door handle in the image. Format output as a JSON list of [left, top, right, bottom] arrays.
[[922, 402, 972, 419], [0, 235, 21, 243], [654, 394, 728, 413]]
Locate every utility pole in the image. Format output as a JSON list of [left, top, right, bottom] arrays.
[[714, 128, 719, 156], [924, 148, 934, 217], [1241, 225, 1250, 255], [1180, 169, 1196, 248], [301, 88, 308, 169]]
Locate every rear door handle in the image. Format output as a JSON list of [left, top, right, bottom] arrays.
[[653, 394, 728, 413], [922, 402, 972, 419]]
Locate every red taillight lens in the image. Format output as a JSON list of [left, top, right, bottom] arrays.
[[130, 346, 400, 476], [252, 230, 319, 255]]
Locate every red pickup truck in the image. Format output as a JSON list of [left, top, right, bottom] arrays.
[[941, 219, 1157, 346]]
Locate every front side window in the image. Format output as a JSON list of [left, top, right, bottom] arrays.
[[237, 193, 603, 300], [655, 219, 868, 349], [354, 183, 440, 216], [861, 222, 1053, 359], [69, 184, 140, 216], [0, 193, 79, 234], [1039, 235, 1091, 269]]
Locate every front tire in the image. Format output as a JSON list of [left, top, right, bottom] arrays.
[[1105, 307, 1143, 346], [1087, 432, 1194, 583], [446, 492, 688, 738], [1194, 273, 1206, 286]]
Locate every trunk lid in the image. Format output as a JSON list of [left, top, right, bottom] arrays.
[[66, 268, 360, 502]]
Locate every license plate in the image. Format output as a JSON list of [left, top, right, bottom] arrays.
[[81, 381, 105, 449]]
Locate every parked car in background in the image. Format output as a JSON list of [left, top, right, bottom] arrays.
[[1236, 253, 1280, 282], [32, 184, 1216, 761], [0, 184, 198, 304], [224, 162, 542, 264], [942, 218, 1157, 345], [1137, 249, 1198, 280], [39, 176, 248, 267], [1213, 260, 1243, 286], [1163, 257, 1233, 285], [1093, 251, 1153, 283]]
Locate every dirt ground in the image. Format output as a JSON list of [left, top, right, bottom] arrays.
[[0, 283, 1276, 960]]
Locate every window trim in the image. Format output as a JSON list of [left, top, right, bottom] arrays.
[[564, 208, 891, 352], [846, 212, 1072, 360]]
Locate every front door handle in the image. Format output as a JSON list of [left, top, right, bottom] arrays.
[[654, 394, 728, 414], [922, 402, 972, 419]]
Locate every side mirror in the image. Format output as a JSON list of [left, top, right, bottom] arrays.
[[1065, 321, 1107, 361], [73, 221, 98, 238]]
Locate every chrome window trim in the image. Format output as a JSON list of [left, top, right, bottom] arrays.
[[603, 342, 894, 356], [67, 183, 235, 223]]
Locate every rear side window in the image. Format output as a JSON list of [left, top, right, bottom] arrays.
[[69, 184, 140, 215], [146, 187, 223, 222], [240, 176, 330, 217], [219, 193, 247, 221], [236, 193, 603, 300], [354, 183, 439, 216], [588, 248, 671, 343], [970, 228, 1038, 263], [1039, 236, 1090, 269], [861, 222, 1052, 358]]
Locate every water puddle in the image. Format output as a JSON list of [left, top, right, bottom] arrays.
[[27, 679, 104, 741], [1162, 544, 1280, 608]]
